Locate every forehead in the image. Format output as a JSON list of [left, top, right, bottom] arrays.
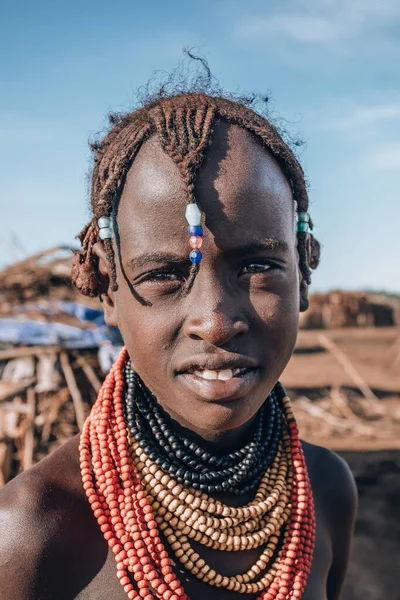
[[117, 121, 295, 254]]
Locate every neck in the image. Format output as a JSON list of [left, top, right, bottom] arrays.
[[155, 401, 260, 455]]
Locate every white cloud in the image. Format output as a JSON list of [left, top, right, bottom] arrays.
[[327, 103, 400, 130], [235, 0, 400, 44], [239, 14, 338, 43], [362, 143, 400, 171]]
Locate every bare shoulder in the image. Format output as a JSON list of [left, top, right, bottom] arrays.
[[301, 440, 358, 599], [301, 440, 358, 515], [0, 435, 103, 599], [0, 434, 84, 536]]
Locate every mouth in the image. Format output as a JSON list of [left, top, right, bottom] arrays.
[[190, 366, 252, 381], [175, 358, 260, 402]]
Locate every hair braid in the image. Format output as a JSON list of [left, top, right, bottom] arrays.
[[71, 220, 99, 297], [73, 91, 320, 297], [149, 95, 218, 290]]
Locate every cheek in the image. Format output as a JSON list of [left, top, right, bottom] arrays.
[[115, 291, 179, 370], [256, 286, 299, 329], [251, 261, 299, 317], [250, 274, 300, 361]]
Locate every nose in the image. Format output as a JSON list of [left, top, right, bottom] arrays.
[[183, 281, 249, 346]]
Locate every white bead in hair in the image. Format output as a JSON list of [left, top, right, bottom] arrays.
[[98, 216, 111, 229], [99, 227, 113, 240], [98, 217, 113, 239]]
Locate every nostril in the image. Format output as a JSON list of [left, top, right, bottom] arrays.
[[184, 313, 249, 346], [232, 319, 249, 335], [188, 332, 205, 341]]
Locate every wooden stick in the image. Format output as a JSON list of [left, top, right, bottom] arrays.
[[0, 346, 61, 361], [0, 378, 36, 402], [0, 244, 70, 274], [296, 397, 353, 431], [22, 387, 36, 471], [0, 442, 12, 488], [384, 333, 400, 366], [72, 352, 101, 393], [330, 387, 363, 422], [318, 334, 380, 403], [1, 400, 34, 415], [295, 397, 380, 436], [60, 351, 86, 430], [1, 396, 27, 438], [40, 388, 70, 444]]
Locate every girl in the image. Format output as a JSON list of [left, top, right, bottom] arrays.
[[0, 88, 357, 600]]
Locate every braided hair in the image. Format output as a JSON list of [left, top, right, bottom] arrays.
[[72, 92, 321, 297]]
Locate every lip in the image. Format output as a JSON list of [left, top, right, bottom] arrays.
[[176, 354, 259, 375], [177, 368, 260, 402]]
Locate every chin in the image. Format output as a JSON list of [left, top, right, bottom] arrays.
[[180, 396, 261, 436]]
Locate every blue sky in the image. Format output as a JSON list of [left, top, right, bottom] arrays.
[[1, 0, 399, 292]]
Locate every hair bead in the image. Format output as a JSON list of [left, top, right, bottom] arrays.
[[99, 226, 114, 240], [189, 236, 203, 249], [296, 211, 310, 233], [185, 203, 202, 226], [189, 225, 203, 236], [296, 222, 309, 233], [297, 211, 309, 223], [98, 216, 112, 228], [185, 203, 204, 265], [98, 216, 114, 240]]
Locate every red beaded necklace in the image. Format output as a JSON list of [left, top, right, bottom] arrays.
[[79, 347, 315, 599]]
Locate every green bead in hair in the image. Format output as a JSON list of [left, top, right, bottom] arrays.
[[296, 221, 309, 233], [297, 211, 310, 222]]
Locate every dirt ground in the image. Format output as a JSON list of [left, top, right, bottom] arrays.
[[282, 327, 400, 600], [338, 450, 400, 600], [283, 327, 400, 450], [285, 327, 400, 396]]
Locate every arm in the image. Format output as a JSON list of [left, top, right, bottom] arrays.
[[0, 440, 108, 600], [0, 473, 44, 599], [324, 452, 358, 600], [0, 459, 84, 600]]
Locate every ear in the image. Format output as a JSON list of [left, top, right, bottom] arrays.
[[299, 278, 309, 312], [299, 234, 311, 313], [92, 242, 119, 328]]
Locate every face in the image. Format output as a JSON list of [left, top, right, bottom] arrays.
[[98, 121, 307, 439]]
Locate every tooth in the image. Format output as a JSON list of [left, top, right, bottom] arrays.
[[194, 370, 218, 380], [233, 368, 246, 376], [217, 369, 234, 381]]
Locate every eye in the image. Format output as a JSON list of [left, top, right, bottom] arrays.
[[146, 271, 181, 282], [135, 268, 185, 288], [240, 261, 275, 275]]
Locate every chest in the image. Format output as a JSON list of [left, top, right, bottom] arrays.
[[74, 502, 332, 600]]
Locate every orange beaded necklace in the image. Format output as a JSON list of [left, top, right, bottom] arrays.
[[79, 347, 315, 599]]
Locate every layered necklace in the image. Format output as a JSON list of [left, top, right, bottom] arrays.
[[79, 347, 315, 600]]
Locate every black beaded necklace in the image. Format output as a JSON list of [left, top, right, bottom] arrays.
[[124, 362, 283, 495]]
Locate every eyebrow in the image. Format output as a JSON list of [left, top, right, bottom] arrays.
[[127, 239, 288, 271], [224, 239, 289, 258], [127, 253, 189, 271]]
